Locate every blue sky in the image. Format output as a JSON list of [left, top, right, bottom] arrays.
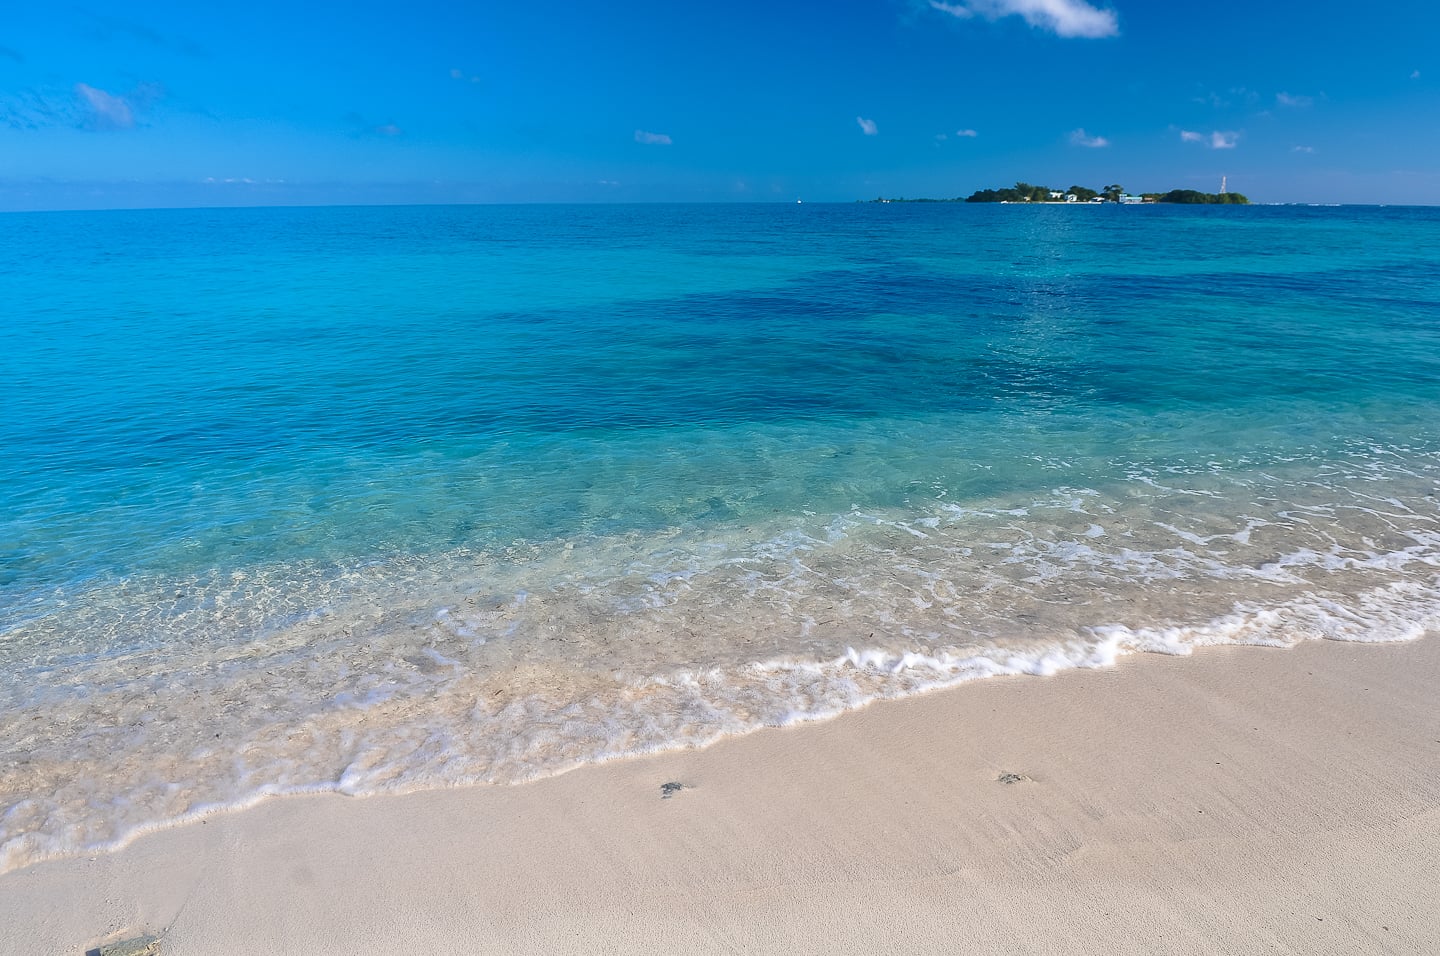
[[2, 0, 1437, 209]]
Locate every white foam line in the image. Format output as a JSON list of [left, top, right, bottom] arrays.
[[8, 579, 1434, 878]]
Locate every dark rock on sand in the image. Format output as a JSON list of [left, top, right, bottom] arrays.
[[95, 935, 162, 956]]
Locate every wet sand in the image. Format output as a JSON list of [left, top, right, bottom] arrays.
[[3, 636, 1437, 956]]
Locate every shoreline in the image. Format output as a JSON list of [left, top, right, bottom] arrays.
[[3, 634, 1436, 955]]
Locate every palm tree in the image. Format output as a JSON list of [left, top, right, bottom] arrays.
[[1102, 183, 1124, 203]]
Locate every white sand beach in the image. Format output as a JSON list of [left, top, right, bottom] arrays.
[[3, 636, 1436, 956]]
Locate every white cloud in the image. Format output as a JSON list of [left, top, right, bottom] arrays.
[[5, 81, 159, 131], [956, 128, 978, 137], [929, 0, 1118, 38], [1276, 91, 1313, 107], [931, 3, 976, 20], [1293, 145, 1314, 153], [857, 116, 878, 135], [634, 129, 672, 145], [375, 123, 402, 136], [1069, 127, 1109, 147], [1180, 129, 1238, 149], [74, 83, 133, 128], [1411, 69, 1421, 80]]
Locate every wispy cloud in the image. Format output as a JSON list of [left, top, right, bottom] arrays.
[[1180, 129, 1238, 149], [955, 128, 978, 137], [80, 10, 205, 57], [1276, 91, 1313, 107], [1069, 127, 1109, 147], [929, 0, 1119, 39], [4, 81, 159, 131], [1293, 145, 1314, 153], [856, 116, 878, 135], [449, 67, 482, 83], [1195, 87, 1261, 109], [635, 129, 672, 145], [75, 83, 134, 128], [204, 177, 271, 185], [344, 112, 404, 138], [1, 88, 65, 130], [1411, 69, 1421, 80]]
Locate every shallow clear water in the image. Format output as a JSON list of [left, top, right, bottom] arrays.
[[2, 202, 1439, 871]]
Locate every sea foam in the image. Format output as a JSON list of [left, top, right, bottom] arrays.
[[2, 462, 1437, 875]]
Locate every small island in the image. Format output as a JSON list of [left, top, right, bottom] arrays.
[[866, 182, 1249, 204]]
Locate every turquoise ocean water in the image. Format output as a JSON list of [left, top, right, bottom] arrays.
[[3, 203, 1439, 870]]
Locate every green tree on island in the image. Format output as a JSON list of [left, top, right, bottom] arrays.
[[1156, 189, 1250, 204], [952, 182, 1249, 204]]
